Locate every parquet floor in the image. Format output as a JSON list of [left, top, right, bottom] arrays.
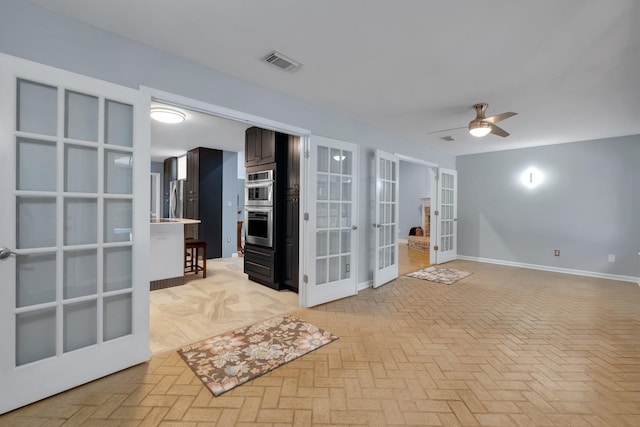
[[3, 260, 640, 426]]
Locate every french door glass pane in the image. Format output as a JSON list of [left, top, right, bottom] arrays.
[[341, 151, 352, 175], [317, 146, 329, 172], [330, 149, 341, 173], [65, 145, 98, 193], [17, 197, 56, 249], [316, 258, 327, 285], [104, 294, 132, 341], [105, 100, 133, 147], [63, 300, 97, 352], [328, 257, 340, 282], [17, 79, 57, 136], [64, 198, 98, 246], [104, 199, 132, 243], [316, 231, 328, 257], [104, 247, 133, 291], [63, 249, 98, 299], [105, 150, 133, 194], [17, 138, 56, 191], [16, 308, 56, 366], [16, 253, 56, 308], [65, 91, 98, 141]]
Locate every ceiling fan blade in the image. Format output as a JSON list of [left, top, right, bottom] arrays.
[[426, 126, 466, 135], [489, 123, 509, 137], [484, 112, 517, 124]]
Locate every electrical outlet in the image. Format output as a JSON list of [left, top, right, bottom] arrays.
[[608, 254, 615, 263], [554, 250, 560, 256]]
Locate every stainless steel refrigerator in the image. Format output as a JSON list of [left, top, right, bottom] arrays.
[[169, 180, 184, 218]]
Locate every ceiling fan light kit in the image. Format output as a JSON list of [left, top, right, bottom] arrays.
[[469, 120, 492, 137], [467, 103, 517, 138]]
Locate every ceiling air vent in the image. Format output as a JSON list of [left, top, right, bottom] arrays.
[[261, 50, 301, 72], [441, 136, 455, 142]]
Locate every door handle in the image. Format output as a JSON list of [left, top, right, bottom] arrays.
[[352, 225, 358, 230], [372, 223, 381, 228], [0, 247, 26, 260]]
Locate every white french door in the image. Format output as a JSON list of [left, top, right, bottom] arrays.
[[0, 53, 150, 414], [435, 168, 458, 264], [373, 150, 399, 288], [302, 135, 358, 307]]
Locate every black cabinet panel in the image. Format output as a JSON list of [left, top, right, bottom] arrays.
[[282, 196, 299, 290], [245, 127, 276, 167], [186, 147, 223, 259], [244, 244, 278, 289]]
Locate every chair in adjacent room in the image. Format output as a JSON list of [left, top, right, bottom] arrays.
[[185, 238, 207, 278]]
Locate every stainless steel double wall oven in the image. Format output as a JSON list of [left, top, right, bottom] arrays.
[[245, 169, 274, 247]]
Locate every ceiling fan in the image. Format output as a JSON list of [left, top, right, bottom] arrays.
[[428, 103, 518, 138]]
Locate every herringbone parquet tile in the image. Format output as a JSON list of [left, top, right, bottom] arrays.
[[2, 260, 640, 426]]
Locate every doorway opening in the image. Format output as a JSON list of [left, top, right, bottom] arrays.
[[397, 156, 438, 275], [146, 94, 307, 354]]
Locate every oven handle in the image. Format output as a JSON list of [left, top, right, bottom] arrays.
[[245, 181, 273, 188], [245, 206, 273, 213]]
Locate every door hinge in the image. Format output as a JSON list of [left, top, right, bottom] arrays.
[[303, 274, 309, 283], [304, 150, 310, 159], [434, 210, 439, 216], [434, 245, 439, 251], [304, 212, 309, 221]]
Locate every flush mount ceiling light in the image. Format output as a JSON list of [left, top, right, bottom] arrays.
[[150, 107, 186, 124]]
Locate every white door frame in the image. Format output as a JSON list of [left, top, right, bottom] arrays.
[[139, 87, 311, 306]]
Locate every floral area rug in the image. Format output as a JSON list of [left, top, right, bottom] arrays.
[[406, 266, 472, 285], [178, 314, 338, 396]]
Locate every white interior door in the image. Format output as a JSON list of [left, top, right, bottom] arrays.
[[373, 150, 399, 288], [302, 135, 358, 307], [0, 53, 150, 414], [435, 168, 458, 264]]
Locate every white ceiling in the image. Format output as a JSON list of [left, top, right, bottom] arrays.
[[30, 0, 640, 156], [150, 102, 248, 161]]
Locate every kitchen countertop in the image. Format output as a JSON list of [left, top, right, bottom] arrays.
[[150, 218, 201, 225]]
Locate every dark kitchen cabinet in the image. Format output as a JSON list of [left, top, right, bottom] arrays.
[[282, 196, 299, 291], [286, 135, 301, 195], [162, 157, 177, 218], [185, 149, 199, 198], [184, 195, 199, 239], [281, 135, 300, 291], [245, 127, 276, 167], [244, 245, 277, 289], [185, 147, 223, 258]]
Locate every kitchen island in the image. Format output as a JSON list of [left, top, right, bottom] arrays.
[[150, 218, 200, 290]]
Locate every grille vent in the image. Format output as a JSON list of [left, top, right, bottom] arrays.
[[261, 50, 301, 72], [441, 136, 455, 141]]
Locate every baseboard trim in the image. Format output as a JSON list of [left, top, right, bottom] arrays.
[[457, 255, 640, 284], [357, 280, 372, 291]]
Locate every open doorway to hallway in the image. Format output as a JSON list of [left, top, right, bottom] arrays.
[[397, 159, 433, 275]]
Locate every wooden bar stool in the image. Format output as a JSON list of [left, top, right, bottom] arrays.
[[185, 239, 207, 278]]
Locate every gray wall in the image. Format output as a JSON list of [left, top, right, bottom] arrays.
[[399, 161, 431, 239], [1, 0, 455, 287], [457, 135, 640, 277]]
